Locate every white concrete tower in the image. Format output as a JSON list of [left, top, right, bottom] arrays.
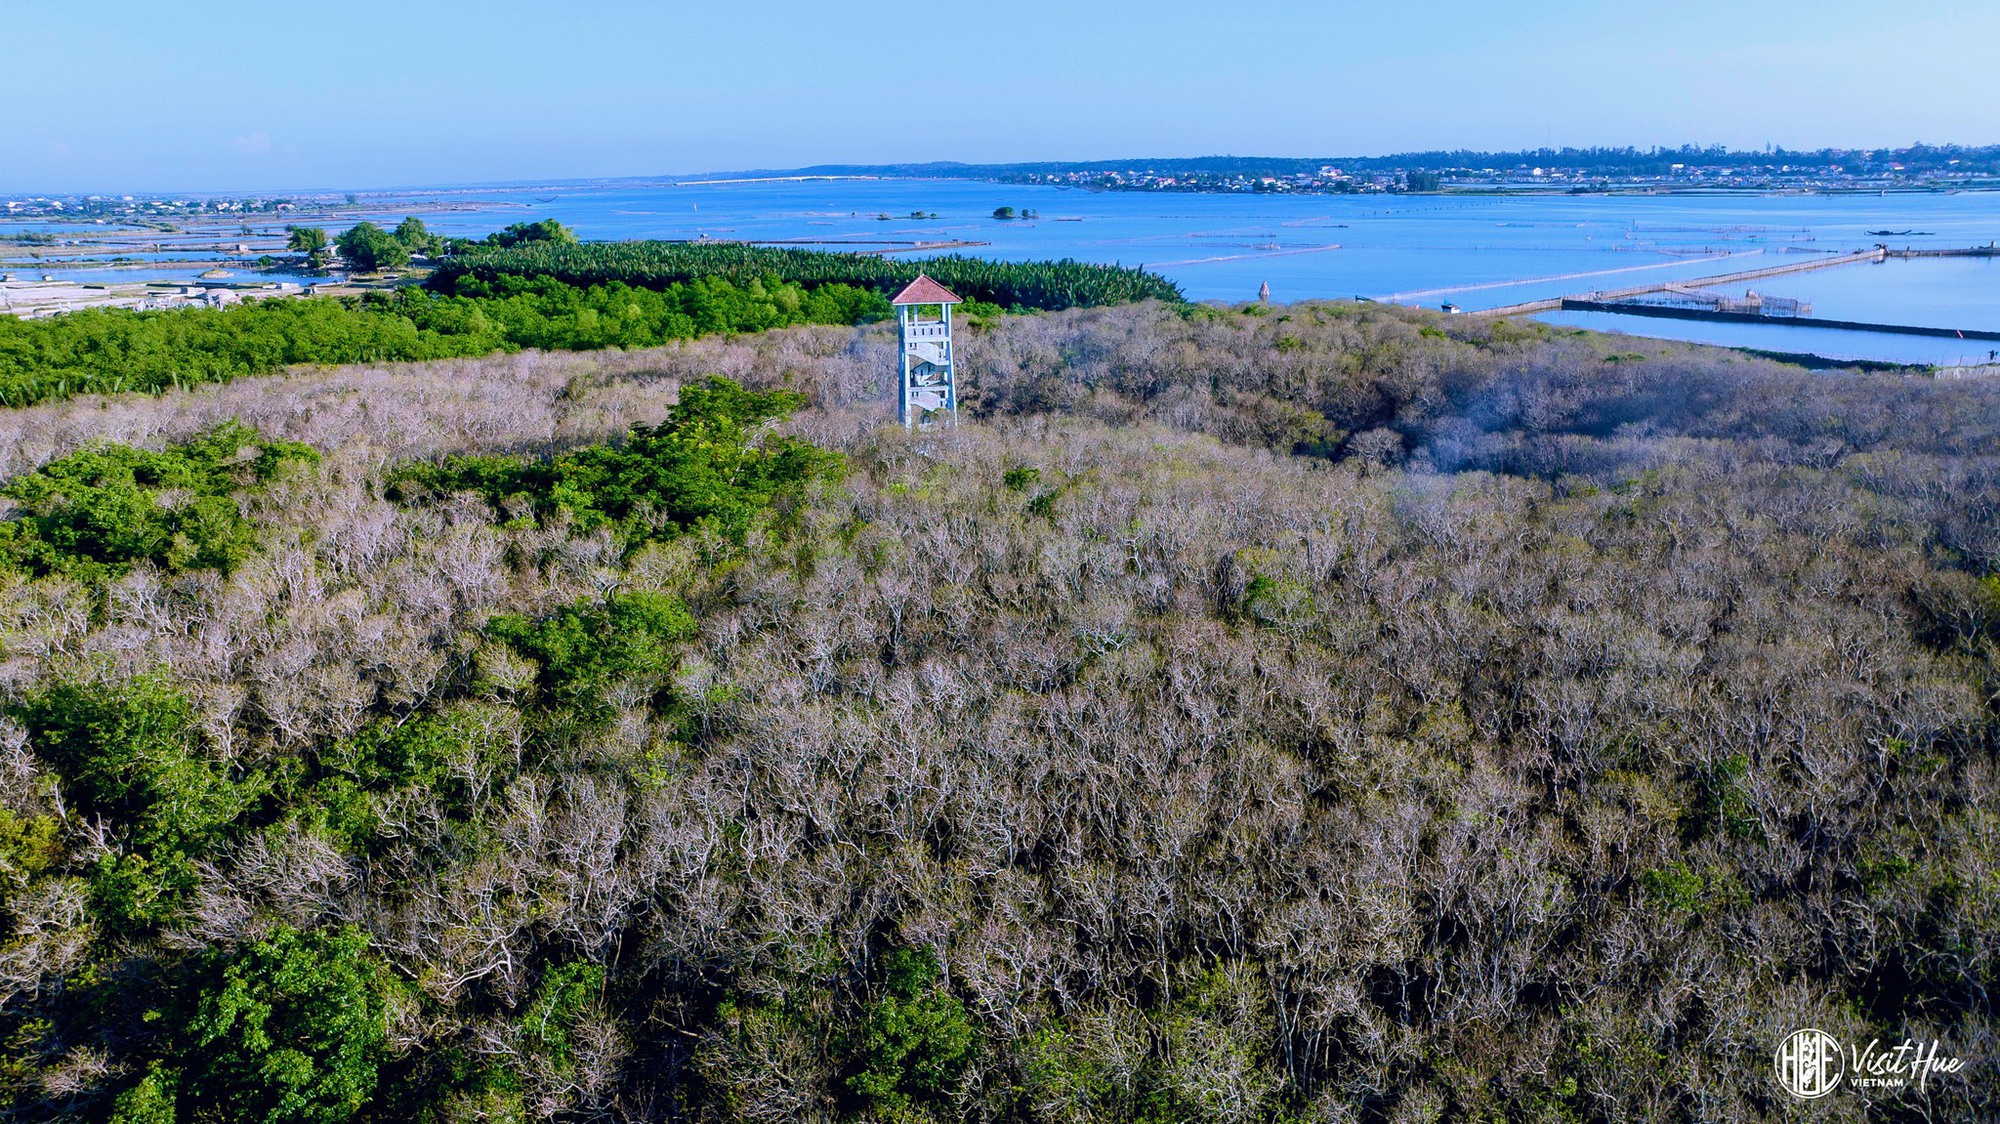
[[891, 274, 962, 428]]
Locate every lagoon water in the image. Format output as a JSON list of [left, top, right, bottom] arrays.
[[24, 177, 2000, 364], [392, 177, 2000, 365]]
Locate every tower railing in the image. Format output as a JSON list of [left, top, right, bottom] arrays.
[[897, 304, 955, 428]]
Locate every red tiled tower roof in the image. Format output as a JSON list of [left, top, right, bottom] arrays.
[[890, 274, 963, 305]]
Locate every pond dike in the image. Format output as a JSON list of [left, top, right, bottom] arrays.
[[1555, 297, 2000, 342], [1478, 245, 2000, 344]]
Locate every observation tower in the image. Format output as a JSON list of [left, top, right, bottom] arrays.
[[891, 274, 961, 427]]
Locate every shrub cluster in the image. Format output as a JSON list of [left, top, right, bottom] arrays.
[[0, 421, 316, 582], [390, 375, 845, 545]]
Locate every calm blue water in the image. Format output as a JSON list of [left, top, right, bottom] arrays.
[[22, 178, 2000, 363], [390, 178, 2000, 362]]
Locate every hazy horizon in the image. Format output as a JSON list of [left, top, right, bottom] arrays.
[[21, 144, 2000, 200], [8, 0, 1998, 194]]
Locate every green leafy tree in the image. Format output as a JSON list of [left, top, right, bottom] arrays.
[[845, 948, 978, 1121], [392, 216, 436, 256], [396, 376, 843, 545], [13, 677, 262, 931], [519, 962, 606, 1073], [485, 219, 577, 249], [284, 226, 329, 269], [488, 591, 695, 724], [299, 702, 528, 849], [147, 927, 389, 1124], [334, 222, 409, 271], [107, 1067, 178, 1124], [0, 421, 318, 582]]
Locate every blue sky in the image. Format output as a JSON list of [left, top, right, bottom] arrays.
[[5, 0, 1997, 193]]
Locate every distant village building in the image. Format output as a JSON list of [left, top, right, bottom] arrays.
[[893, 274, 961, 427]]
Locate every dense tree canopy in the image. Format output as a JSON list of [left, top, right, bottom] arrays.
[[331, 223, 409, 273], [426, 240, 1185, 309], [0, 238, 1171, 413], [0, 276, 889, 408], [0, 303, 1989, 1121], [0, 420, 317, 582], [284, 226, 330, 270], [111, 926, 389, 1124], [392, 375, 845, 544], [484, 219, 577, 249]]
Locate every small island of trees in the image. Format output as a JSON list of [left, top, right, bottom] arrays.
[[277, 216, 581, 275]]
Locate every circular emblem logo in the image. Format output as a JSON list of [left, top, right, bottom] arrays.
[[1775, 1028, 1844, 1099]]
